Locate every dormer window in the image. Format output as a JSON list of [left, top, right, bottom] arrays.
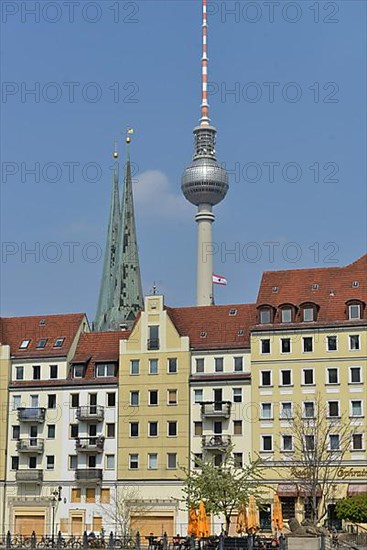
[[36, 338, 47, 349], [72, 364, 84, 378], [229, 309, 237, 316], [96, 363, 116, 377], [39, 319, 46, 326], [259, 308, 271, 324], [19, 339, 30, 349], [200, 331, 207, 338], [54, 338, 65, 348], [281, 308, 292, 323], [349, 304, 361, 320], [303, 308, 314, 322]]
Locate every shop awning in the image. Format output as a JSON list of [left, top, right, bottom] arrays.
[[277, 484, 298, 497], [347, 484, 367, 497], [298, 485, 322, 498]]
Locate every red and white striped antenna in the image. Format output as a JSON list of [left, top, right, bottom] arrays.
[[200, 0, 210, 125]]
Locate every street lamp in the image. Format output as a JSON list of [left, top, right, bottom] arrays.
[[51, 486, 62, 546]]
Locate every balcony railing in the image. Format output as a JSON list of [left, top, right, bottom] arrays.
[[147, 338, 160, 350], [75, 436, 105, 453], [17, 408, 46, 423], [75, 469, 103, 483], [76, 406, 104, 422], [201, 402, 232, 418], [16, 469, 43, 483], [17, 438, 44, 453], [202, 434, 232, 450]]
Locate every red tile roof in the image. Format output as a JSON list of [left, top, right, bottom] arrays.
[[72, 331, 130, 364], [167, 304, 257, 349], [256, 254, 367, 325], [0, 313, 87, 358]]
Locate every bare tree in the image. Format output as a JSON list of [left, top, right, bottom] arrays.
[[284, 393, 354, 526]]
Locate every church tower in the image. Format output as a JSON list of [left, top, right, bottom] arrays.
[[95, 134, 143, 331]]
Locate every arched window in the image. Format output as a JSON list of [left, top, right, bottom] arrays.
[[279, 304, 297, 324], [258, 305, 275, 324], [300, 302, 319, 322], [346, 300, 365, 320]]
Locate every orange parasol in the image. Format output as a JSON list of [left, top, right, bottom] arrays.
[[246, 496, 260, 534], [236, 503, 248, 534], [272, 494, 283, 533], [197, 500, 210, 538], [187, 507, 198, 536]]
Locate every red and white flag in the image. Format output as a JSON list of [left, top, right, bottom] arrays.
[[213, 274, 228, 286]]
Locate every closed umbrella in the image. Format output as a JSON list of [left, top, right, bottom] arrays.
[[272, 494, 283, 534], [247, 496, 259, 535], [197, 501, 210, 538], [187, 507, 198, 536], [236, 503, 248, 534]]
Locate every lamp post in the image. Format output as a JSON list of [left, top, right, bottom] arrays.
[[51, 486, 62, 546]]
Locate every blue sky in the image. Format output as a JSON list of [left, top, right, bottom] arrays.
[[1, 0, 366, 320]]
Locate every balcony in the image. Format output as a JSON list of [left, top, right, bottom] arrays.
[[76, 406, 104, 422], [18, 408, 46, 423], [202, 434, 232, 450], [75, 469, 103, 483], [201, 402, 232, 419], [17, 438, 44, 454], [16, 469, 43, 483], [75, 436, 105, 453], [147, 338, 160, 350]]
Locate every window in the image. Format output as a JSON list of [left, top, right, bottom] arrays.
[[194, 454, 202, 468], [349, 335, 360, 351], [281, 370, 292, 386], [130, 360, 140, 375], [13, 396, 21, 410], [329, 435, 340, 451], [327, 368, 339, 384], [48, 394, 56, 409], [47, 455, 55, 470], [233, 388, 242, 403], [149, 390, 158, 406], [349, 304, 361, 320], [167, 421, 177, 437], [49, 365, 58, 379], [234, 453, 243, 468], [214, 421, 222, 434], [303, 369, 314, 385], [148, 453, 158, 469], [260, 308, 271, 324], [148, 326, 159, 350], [282, 435, 293, 451], [194, 422, 202, 436], [107, 393, 116, 407], [262, 435, 273, 452], [261, 403, 273, 420], [281, 308, 292, 323], [70, 424, 79, 438], [304, 402, 315, 418], [130, 391, 139, 406], [96, 363, 115, 377], [194, 389, 203, 403], [350, 367, 361, 384], [352, 434, 363, 451], [19, 339, 30, 349], [327, 336, 337, 351], [261, 339, 271, 354], [328, 401, 339, 418], [36, 338, 47, 349], [303, 337, 313, 352], [71, 394, 79, 408], [281, 338, 291, 353], [261, 371, 272, 386], [54, 338, 64, 348], [149, 359, 158, 374], [130, 422, 139, 437], [195, 358, 204, 373], [88, 455, 96, 468], [11, 456, 19, 470], [305, 435, 315, 451], [280, 498, 295, 520], [15, 366, 24, 381], [106, 455, 115, 469], [69, 455, 78, 469], [29, 456, 37, 469], [86, 488, 96, 503], [214, 455, 223, 467], [351, 400, 362, 417], [72, 365, 84, 378], [234, 357, 243, 372], [167, 453, 177, 469], [233, 420, 242, 435], [229, 308, 237, 316], [106, 424, 115, 438], [33, 365, 41, 380], [215, 358, 224, 372], [280, 402, 293, 419], [168, 358, 177, 373], [47, 425, 55, 439], [149, 422, 158, 437], [303, 308, 314, 322], [100, 488, 110, 504], [168, 389, 177, 405], [71, 488, 81, 503], [129, 454, 139, 469], [12, 426, 20, 440]]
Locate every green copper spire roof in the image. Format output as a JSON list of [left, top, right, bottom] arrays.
[[95, 140, 143, 331]]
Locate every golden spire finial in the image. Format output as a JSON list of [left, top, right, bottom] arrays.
[[113, 140, 118, 159], [126, 127, 134, 144]]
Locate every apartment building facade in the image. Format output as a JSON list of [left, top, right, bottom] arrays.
[[0, 341, 11, 535]]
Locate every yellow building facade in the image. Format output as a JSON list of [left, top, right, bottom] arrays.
[[0, 343, 11, 534]]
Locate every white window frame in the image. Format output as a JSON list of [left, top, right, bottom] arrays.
[[148, 453, 158, 470], [129, 422, 139, 438], [329, 434, 340, 451], [149, 359, 158, 375], [280, 369, 292, 386], [130, 360, 140, 375], [349, 366, 362, 384], [281, 308, 292, 323], [261, 434, 273, 452], [260, 308, 271, 324], [167, 453, 177, 469], [280, 402, 293, 420], [280, 338, 291, 354], [260, 370, 272, 387], [233, 356, 243, 372], [350, 400, 363, 417], [214, 357, 224, 372], [167, 421, 177, 437], [194, 389, 203, 403], [232, 388, 242, 403], [129, 454, 139, 470], [19, 339, 30, 349], [281, 434, 293, 452], [105, 454, 115, 470], [260, 403, 273, 420], [149, 390, 159, 406], [326, 335, 338, 352], [349, 334, 361, 351], [260, 339, 271, 355], [302, 336, 314, 353], [195, 358, 204, 373], [168, 358, 178, 374], [130, 391, 139, 407], [349, 304, 361, 320], [326, 367, 339, 385], [167, 389, 178, 405], [304, 434, 315, 451], [327, 400, 340, 418], [15, 366, 24, 381], [302, 368, 315, 385], [303, 401, 315, 418], [351, 433, 364, 451]]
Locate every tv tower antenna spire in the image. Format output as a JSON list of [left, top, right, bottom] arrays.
[[201, 0, 210, 125]]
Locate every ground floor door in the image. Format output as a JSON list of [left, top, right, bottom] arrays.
[[327, 504, 342, 531], [71, 516, 84, 536], [14, 515, 45, 538], [131, 515, 174, 537]]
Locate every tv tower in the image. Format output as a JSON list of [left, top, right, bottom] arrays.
[[181, 0, 229, 306]]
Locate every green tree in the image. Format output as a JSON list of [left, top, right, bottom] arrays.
[[182, 446, 265, 532], [336, 495, 367, 524]]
